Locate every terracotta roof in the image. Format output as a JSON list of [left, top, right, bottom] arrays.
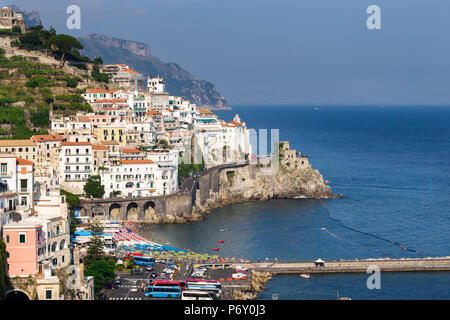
[[31, 135, 63, 142], [92, 145, 108, 150], [198, 108, 213, 114], [93, 99, 126, 104], [121, 148, 140, 153], [146, 110, 161, 115], [122, 68, 140, 74], [120, 160, 154, 165], [77, 116, 91, 122], [86, 88, 111, 94], [229, 121, 243, 126], [61, 142, 92, 147], [16, 157, 33, 165], [0, 140, 36, 147], [104, 107, 117, 110]]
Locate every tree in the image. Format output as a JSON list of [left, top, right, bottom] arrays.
[[83, 175, 105, 199], [85, 221, 105, 261], [48, 34, 83, 68], [85, 258, 116, 298], [61, 189, 80, 235], [93, 56, 103, 65]]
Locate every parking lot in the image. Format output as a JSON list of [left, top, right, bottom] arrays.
[[102, 261, 247, 300]]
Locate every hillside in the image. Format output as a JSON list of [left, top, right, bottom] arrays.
[[80, 34, 230, 110], [0, 35, 107, 139]]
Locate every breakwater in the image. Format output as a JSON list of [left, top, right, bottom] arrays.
[[196, 257, 450, 274]]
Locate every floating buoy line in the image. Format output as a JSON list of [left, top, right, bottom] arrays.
[[319, 200, 426, 256]]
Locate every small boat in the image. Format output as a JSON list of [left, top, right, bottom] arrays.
[[300, 273, 310, 279], [320, 227, 326, 231], [212, 248, 219, 251], [218, 240, 225, 243]]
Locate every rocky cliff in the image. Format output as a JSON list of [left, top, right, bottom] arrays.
[[193, 164, 334, 216], [79, 34, 230, 110]]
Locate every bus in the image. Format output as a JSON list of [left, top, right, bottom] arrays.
[[151, 280, 186, 291], [134, 256, 155, 267], [186, 279, 221, 285], [182, 290, 214, 300], [186, 284, 221, 299], [144, 286, 181, 298], [186, 280, 222, 291]]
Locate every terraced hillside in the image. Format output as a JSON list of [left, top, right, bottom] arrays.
[[0, 36, 108, 139]]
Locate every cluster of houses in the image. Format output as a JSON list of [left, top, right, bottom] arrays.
[[0, 64, 252, 299]]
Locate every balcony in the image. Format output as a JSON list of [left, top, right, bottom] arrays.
[[64, 169, 91, 173], [65, 178, 88, 182], [64, 161, 91, 165]]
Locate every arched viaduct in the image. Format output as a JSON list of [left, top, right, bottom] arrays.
[[78, 163, 248, 222]]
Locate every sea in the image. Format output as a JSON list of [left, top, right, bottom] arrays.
[[144, 105, 450, 299]]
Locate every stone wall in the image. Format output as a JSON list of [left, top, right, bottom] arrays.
[[79, 160, 333, 224]]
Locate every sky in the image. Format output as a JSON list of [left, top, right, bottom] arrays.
[[5, 0, 450, 105]]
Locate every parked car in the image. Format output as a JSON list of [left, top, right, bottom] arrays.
[[130, 287, 138, 293]]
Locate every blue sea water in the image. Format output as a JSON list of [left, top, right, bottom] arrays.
[[148, 105, 450, 299]]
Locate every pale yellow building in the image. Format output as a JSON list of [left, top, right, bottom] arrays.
[[0, 140, 37, 161], [95, 125, 127, 146]]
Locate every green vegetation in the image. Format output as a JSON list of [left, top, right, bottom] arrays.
[[83, 175, 105, 199], [155, 139, 172, 150], [83, 221, 116, 299], [61, 189, 80, 235], [12, 25, 89, 69], [178, 159, 205, 181], [91, 65, 109, 83]]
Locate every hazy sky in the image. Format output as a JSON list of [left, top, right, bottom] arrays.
[[7, 0, 450, 105]]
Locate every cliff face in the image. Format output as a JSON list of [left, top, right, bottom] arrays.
[[194, 164, 333, 214], [79, 34, 230, 110]]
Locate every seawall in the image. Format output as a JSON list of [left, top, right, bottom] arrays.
[[79, 158, 334, 223]]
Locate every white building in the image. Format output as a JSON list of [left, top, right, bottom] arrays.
[[59, 142, 93, 194]]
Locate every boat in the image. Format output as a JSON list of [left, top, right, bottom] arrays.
[[218, 240, 225, 243], [212, 248, 219, 251], [320, 227, 326, 231], [300, 273, 310, 279]]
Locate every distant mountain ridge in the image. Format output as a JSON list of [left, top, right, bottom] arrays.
[[8, 5, 42, 27], [79, 34, 230, 110]]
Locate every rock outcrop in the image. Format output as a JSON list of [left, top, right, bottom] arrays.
[[193, 163, 334, 215]]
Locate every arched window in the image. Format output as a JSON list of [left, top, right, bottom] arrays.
[[59, 239, 66, 251]]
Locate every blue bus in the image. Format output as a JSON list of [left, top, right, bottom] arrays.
[[144, 286, 181, 298], [134, 256, 155, 267]]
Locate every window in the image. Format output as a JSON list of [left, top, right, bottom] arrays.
[[1, 163, 7, 175], [19, 233, 26, 243], [6, 235, 9, 243], [46, 290, 52, 299], [21, 197, 27, 205]]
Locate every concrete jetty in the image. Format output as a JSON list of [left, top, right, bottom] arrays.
[[197, 257, 450, 274]]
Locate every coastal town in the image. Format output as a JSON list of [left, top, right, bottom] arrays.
[[0, 6, 333, 301]]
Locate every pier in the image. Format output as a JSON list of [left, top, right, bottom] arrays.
[[196, 257, 450, 274]]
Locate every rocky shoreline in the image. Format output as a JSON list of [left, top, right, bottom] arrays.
[[138, 161, 338, 225]]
